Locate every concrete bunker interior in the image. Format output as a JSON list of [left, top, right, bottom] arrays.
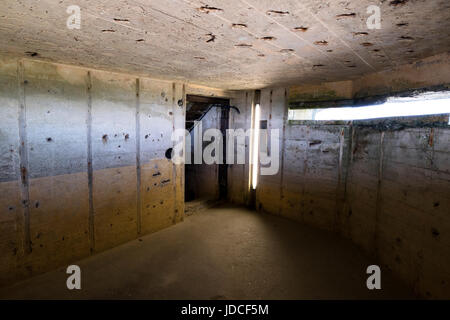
[[0, 0, 449, 300]]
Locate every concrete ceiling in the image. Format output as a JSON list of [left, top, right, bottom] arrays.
[[2, 0, 450, 89]]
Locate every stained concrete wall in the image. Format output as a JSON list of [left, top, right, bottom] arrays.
[[227, 91, 253, 205], [228, 53, 450, 298], [276, 120, 450, 299], [0, 57, 189, 286]]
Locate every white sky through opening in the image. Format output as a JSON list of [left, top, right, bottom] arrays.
[[289, 92, 450, 122]]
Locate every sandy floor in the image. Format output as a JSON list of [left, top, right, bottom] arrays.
[[0, 204, 415, 299]]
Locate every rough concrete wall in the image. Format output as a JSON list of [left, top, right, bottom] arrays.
[[280, 124, 345, 231], [289, 52, 450, 105], [258, 119, 450, 299], [227, 91, 252, 205], [249, 53, 450, 298], [0, 57, 187, 286], [256, 88, 287, 215], [376, 128, 450, 298]]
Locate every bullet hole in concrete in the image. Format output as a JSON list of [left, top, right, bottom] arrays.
[[165, 147, 173, 160], [138, 239, 143, 242], [373, 49, 380, 52], [336, 13, 356, 18], [232, 23, 247, 28], [20, 167, 27, 184], [102, 134, 108, 142], [353, 32, 368, 36], [153, 172, 161, 177], [125, 134, 130, 140], [145, 135, 149, 139], [266, 10, 289, 16], [8, 206, 14, 211], [160, 200, 164, 204], [313, 64, 325, 68], [431, 228, 440, 238], [293, 26, 308, 32], [314, 40, 328, 46], [396, 22, 409, 27], [46, 137, 52, 142], [136, 39, 145, 42], [169, 111, 173, 116], [197, 5, 223, 14], [399, 36, 414, 40], [406, 50, 414, 54], [35, 201, 39, 208], [235, 43, 252, 48], [118, 145, 121, 148], [206, 33, 216, 43], [101, 29, 116, 33], [110, 224, 113, 227], [347, 65, 357, 68], [361, 42, 374, 47], [194, 56, 206, 60], [309, 140, 322, 146], [260, 36, 276, 41], [178, 99, 184, 107], [161, 179, 171, 184], [114, 134, 118, 138], [390, 0, 409, 6], [257, 54, 265, 57], [25, 51, 38, 57], [62, 237, 65, 241], [280, 48, 295, 54], [434, 201, 440, 207], [326, 49, 333, 52], [113, 18, 130, 22]]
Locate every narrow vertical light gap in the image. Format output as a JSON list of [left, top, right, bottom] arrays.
[[248, 99, 255, 191], [252, 103, 261, 189]]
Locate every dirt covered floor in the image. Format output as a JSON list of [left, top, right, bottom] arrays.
[[0, 204, 414, 299]]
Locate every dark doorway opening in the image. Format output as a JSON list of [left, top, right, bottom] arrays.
[[185, 95, 231, 203]]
